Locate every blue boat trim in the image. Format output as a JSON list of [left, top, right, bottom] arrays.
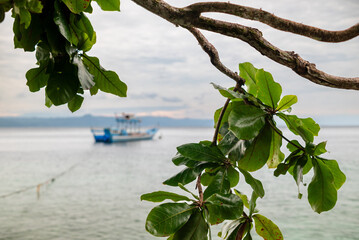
[[91, 114, 158, 143]]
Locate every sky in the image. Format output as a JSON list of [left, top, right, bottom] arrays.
[[0, 0, 358, 123]]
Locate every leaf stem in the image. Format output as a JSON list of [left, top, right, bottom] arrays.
[[196, 174, 204, 206], [267, 118, 306, 152]]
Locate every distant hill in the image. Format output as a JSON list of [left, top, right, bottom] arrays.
[[0, 115, 213, 128]]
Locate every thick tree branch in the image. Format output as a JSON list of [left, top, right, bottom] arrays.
[[131, 0, 359, 90], [186, 27, 245, 85], [186, 2, 359, 43]]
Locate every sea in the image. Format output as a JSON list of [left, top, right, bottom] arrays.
[[0, 127, 358, 240]]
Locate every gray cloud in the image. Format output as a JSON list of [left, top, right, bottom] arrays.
[[0, 0, 358, 120]]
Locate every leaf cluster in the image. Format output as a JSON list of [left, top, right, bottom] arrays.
[[1, 0, 125, 112], [142, 62, 346, 239]]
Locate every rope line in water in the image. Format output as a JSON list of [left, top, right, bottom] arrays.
[[0, 161, 81, 199]]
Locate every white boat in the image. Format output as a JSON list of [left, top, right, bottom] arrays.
[[91, 114, 158, 143]]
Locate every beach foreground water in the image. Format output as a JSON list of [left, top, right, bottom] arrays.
[[0, 127, 358, 240]]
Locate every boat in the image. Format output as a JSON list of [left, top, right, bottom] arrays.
[[91, 113, 158, 143]]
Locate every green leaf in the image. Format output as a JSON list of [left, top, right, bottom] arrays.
[[178, 183, 199, 200], [308, 158, 337, 213], [267, 125, 284, 168], [255, 69, 282, 108], [45, 63, 79, 106], [239, 62, 258, 96], [229, 101, 267, 140], [206, 193, 243, 225], [218, 129, 239, 156], [69, 13, 96, 51], [82, 54, 127, 97], [67, 94, 84, 112], [238, 123, 272, 172], [313, 142, 327, 156], [73, 55, 95, 90], [228, 140, 252, 164], [13, 14, 42, 51], [203, 169, 230, 200], [45, 92, 53, 108], [276, 95, 297, 111], [319, 158, 346, 190], [286, 140, 303, 153], [54, 0, 72, 42], [214, 103, 232, 130], [26, 0, 43, 13], [26, 65, 49, 92], [239, 169, 265, 198], [211, 83, 244, 99], [145, 203, 195, 237], [278, 113, 320, 143], [234, 190, 250, 209], [163, 163, 215, 186], [62, 0, 90, 14], [177, 143, 225, 163], [252, 214, 283, 240], [94, 0, 120, 11], [172, 153, 197, 168], [172, 209, 208, 240], [227, 166, 239, 188], [141, 191, 191, 203], [249, 191, 258, 217]]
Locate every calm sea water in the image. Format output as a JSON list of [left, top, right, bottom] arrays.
[[0, 127, 358, 240]]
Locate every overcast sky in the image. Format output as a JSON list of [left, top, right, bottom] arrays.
[[0, 0, 358, 123]]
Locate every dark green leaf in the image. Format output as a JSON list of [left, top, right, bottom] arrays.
[[214, 103, 232, 132], [178, 183, 199, 200], [239, 169, 265, 198], [308, 158, 337, 213], [239, 62, 258, 96], [145, 203, 195, 237], [67, 94, 84, 112], [255, 69, 282, 108], [62, 0, 90, 14], [177, 143, 225, 163], [229, 101, 267, 140], [252, 214, 283, 240], [26, 0, 43, 13], [141, 191, 191, 203], [276, 95, 297, 111], [13, 14, 42, 51], [45, 63, 79, 106], [238, 123, 272, 172], [278, 113, 320, 143], [69, 13, 96, 51], [218, 129, 239, 156], [26, 65, 49, 92], [94, 0, 120, 11], [73, 55, 95, 90], [172, 209, 208, 240], [293, 155, 307, 187], [54, 0, 72, 42], [172, 153, 198, 168], [203, 169, 230, 200], [267, 125, 284, 168], [286, 140, 303, 153], [227, 166, 239, 188], [163, 163, 215, 186], [82, 54, 127, 97], [228, 140, 252, 164], [206, 193, 243, 225], [45, 92, 53, 108]]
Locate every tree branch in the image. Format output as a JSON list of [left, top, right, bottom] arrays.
[[186, 27, 245, 85], [131, 0, 359, 90], [186, 2, 359, 43]]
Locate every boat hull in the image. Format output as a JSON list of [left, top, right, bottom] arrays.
[[91, 128, 158, 143]]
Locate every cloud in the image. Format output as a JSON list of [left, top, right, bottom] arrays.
[[0, 0, 358, 121]]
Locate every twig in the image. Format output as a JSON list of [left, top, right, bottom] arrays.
[[267, 118, 306, 152], [212, 98, 230, 146]]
